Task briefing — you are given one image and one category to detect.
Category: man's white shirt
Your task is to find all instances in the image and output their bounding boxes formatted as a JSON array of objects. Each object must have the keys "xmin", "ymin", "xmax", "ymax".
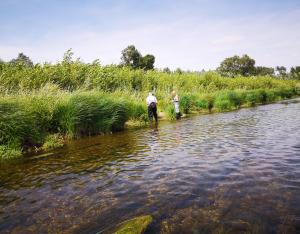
[{"xmin": 146, "ymin": 95, "xmax": 157, "ymax": 106}]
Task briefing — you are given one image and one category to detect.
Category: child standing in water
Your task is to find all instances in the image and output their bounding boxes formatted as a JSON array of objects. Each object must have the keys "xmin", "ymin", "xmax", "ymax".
[{"xmin": 172, "ymin": 91, "xmax": 181, "ymax": 119}]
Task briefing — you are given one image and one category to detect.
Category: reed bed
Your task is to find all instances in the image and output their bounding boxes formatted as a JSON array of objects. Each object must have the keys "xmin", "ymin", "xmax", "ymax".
[{"xmin": 0, "ymin": 62, "xmax": 299, "ymax": 159}]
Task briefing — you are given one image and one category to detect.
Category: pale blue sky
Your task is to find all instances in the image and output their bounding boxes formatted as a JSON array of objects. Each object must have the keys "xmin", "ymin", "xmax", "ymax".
[{"xmin": 1, "ymin": 0, "xmax": 300, "ymax": 70}]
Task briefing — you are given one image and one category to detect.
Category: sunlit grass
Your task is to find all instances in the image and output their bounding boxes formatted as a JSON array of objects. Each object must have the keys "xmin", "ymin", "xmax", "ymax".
[{"xmin": 0, "ymin": 63, "xmax": 299, "ymax": 159}]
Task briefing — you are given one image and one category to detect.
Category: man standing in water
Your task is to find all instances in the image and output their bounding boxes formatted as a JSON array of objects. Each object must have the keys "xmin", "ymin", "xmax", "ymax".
[
  {"xmin": 172, "ymin": 91, "xmax": 181, "ymax": 119},
  {"xmin": 146, "ymin": 92, "xmax": 158, "ymax": 122}
]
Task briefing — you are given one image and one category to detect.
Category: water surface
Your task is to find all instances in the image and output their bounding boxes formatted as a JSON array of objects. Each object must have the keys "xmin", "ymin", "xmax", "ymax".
[{"xmin": 1, "ymin": 99, "xmax": 300, "ymax": 233}]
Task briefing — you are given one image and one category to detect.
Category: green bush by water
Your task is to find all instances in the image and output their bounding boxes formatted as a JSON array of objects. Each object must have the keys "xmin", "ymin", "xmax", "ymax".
[
  {"xmin": 0, "ymin": 92, "xmax": 133, "ymax": 159},
  {"xmin": 52, "ymin": 92, "xmax": 129, "ymax": 137},
  {"xmin": 180, "ymin": 95, "xmax": 192, "ymax": 114},
  {"xmin": 41, "ymin": 134, "xmax": 64, "ymax": 151},
  {"xmin": 166, "ymin": 105, "xmax": 176, "ymax": 120}
]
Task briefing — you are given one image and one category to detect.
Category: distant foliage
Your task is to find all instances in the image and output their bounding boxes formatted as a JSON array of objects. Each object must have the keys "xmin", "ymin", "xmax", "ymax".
[
  {"xmin": 276, "ymin": 66, "xmax": 287, "ymax": 79},
  {"xmin": 217, "ymin": 55, "xmax": 300, "ymax": 79},
  {"xmin": 163, "ymin": 67, "xmax": 171, "ymax": 73},
  {"xmin": 121, "ymin": 45, "xmax": 142, "ymax": 69},
  {"xmin": 255, "ymin": 66, "xmax": 275, "ymax": 76},
  {"xmin": 121, "ymin": 45, "xmax": 155, "ymax": 70},
  {"xmin": 217, "ymin": 54, "xmax": 256, "ymax": 77},
  {"xmin": 290, "ymin": 66, "xmax": 300, "ymax": 80},
  {"xmin": 10, "ymin": 53, "xmax": 34, "ymax": 67},
  {"xmin": 140, "ymin": 54, "xmax": 155, "ymax": 70}
]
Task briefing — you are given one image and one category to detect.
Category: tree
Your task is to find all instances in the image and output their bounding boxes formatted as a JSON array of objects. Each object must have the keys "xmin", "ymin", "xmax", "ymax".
[
  {"xmin": 217, "ymin": 54, "xmax": 256, "ymax": 77},
  {"xmin": 121, "ymin": 45, "xmax": 142, "ymax": 69},
  {"xmin": 175, "ymin": 68, "xmax": 183, "ymax": 74},
  {"xmin": 140, "ymin": 54, "xmax": 155, "ymax": 70},
  {"xmin": 255, "ymin": 66, "xmax": 274, "ymax": 76},
  {"xmin": 63, "ymin": 48, "xmax": 74, "ymax": 64},
  {"xmin": 290, "ymin": 66, "xmax": 300, "ymax": 80},
  {"xmin": 10, "ymin": 53, "xmax": 33, "ymax": 67},
  {"xmin": 120, "ymin": 45, "xmax": 155, "ymax": 70},
  {"xmin": 163, "ymin": 67, "xmax": 171, "ymax": 73},
  {"xmin": 275, "ymin": 66, "xmax": 287, "ymax": 79}
]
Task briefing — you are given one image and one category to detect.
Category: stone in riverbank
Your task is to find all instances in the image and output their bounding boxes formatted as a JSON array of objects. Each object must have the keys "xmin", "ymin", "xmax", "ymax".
[{"xmin": 114, "ymin": 215, "xmax": 153, "ymax": 234}]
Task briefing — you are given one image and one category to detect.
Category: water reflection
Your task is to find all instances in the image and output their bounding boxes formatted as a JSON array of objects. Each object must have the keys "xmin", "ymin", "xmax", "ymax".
[{"xmin": 1, "ymin": 99, "xmax": 300, "ymax": 233}]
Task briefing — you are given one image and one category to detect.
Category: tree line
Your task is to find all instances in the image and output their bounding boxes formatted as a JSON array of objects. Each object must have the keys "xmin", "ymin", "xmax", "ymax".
[
  {"xmin": 217, "ymin": 54, "xmax": 300, "ymax": 80},
  {"xmin": 1, "ymin": 46, "xmax": 299, "ymax": 80}
]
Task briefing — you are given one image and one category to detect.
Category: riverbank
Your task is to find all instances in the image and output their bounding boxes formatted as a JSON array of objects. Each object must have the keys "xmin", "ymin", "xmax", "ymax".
[
  {"xmin": 1, "ymin": 87, "xmax": 299, "ymax": 160},
  {"xmin": 1, "ymin": 62, "xmax": 300, "ymax": 160}
]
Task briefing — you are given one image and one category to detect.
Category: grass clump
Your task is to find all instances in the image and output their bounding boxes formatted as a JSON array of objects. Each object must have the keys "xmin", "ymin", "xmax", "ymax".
[
  {"xmin": 0, "ymin": 98, "xmax": 40, "ymax": 156},
  {"xmin": 0, "ymin": 145, "xmax": 22, "ymax": 160},
  {"xmin": 0, "ymin": 91, "xmax": 132, "ymax": 159},
  {"xmin": 41, "ymin": 134, "xmax": 64, "ymax": 151},
  {"xmin": 245, "ymin": 90, "xmax": 260, "ymax": 106},
  {"xmin": 52, "ymin": 92, "xmax": 129, "ymax": 138},
  {"xmin": 195, "ymin": 94, "xmax": 215, "ymax": 112},
  {"xmin": 214, "ymin": 97, "xmax": 232, "ymax": 111},
  {"xmin": 127, "ymin": 101, "xmax": 148, "ymax": 123},
  {"xmin": 180, "ymin": 94, "xmax": 192, "ymax": 114},
  {"xmin": 166, "ymin": 105, "xmax": 176, "ymax": 120}
]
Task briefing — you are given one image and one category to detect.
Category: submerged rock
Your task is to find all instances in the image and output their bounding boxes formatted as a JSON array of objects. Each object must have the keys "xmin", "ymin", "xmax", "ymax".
[{"xmin": 114, "ymin": 215, "xmax": 153, "ymax": 234}]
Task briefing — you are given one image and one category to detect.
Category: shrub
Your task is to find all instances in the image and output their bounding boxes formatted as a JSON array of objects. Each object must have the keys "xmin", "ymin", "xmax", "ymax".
[
  {"xmin": 196, "ymin": 99, "xmax": 209, "ymax": 110},
  {"xmin": 0, "ymin": 99, "xmax": 41, "ymax": 149},
  {"xmin": 257, "ymin": 89, "xmax": 268, "ymax": 104},
  {"xmin": 214, "ymin": 97, "xmax": 232, "ymax": 111},
  {"xmin": 180, "ymin": 95, "xmax": 192, "ymax": 114},
  {"xmin": 245, "ymin": 90, "xmax": 259, "ymax": 106},
  {"xmin": 226, "ymin": 90, "xmax": 242, "ymax": 108},
  {"xmin": 41, "ymin": 134, "xmax": 64, "ymax": 151},
  {"xmin": 0, "ymin": 145, "xmax": 22, "ymax": 160},
  {"xmin": 127, "ymin": 102, "xmax": 148, "ymax": 123},
  {"xmin": 166, "ymin": 105, "xmax": 176, "ymax": 120},
  {"xmin": 52, "ymin": 92, "xmax": 129, "ymax": 138},
  {"xmin": 266, "ymin": 90, "xmax": 277, "ymax": 103},
  {"xmin": 278, "ymin": 88, "xmax": 295, "ymax": 99}
]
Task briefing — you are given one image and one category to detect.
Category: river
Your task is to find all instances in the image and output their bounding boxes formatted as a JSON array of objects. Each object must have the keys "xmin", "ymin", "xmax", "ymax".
[{"xmin": 0, "ymin": 99, "xmax": 300, "ymax": 233}]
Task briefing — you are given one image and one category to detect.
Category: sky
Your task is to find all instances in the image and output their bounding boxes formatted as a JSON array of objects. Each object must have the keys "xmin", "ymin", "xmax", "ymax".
[{"xmin": 0, "ymin": 0, "xmax": 300, "ymax": 70}]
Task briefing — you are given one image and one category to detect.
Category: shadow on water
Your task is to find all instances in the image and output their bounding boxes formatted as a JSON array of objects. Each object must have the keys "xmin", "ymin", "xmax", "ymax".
[{"xmin": 1, "ymin": 98, "xmax": 300, "ymax": 233}]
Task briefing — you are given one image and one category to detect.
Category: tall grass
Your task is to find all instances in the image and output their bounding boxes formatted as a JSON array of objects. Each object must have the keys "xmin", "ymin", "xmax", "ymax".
[
  {"xmin": 1, "ymin": 61, "xmax": 298, "ymax": 94},
  {"xmin": 52, "ymin": 92, "xmax": 129, "ymax": 137},
  {"xmin": 0, "ymin": 90, "xmax": 135, "ymax": 160},
  {"xmin": 0, "ymin": 60, "xmax": 300, "ymax": 160}
]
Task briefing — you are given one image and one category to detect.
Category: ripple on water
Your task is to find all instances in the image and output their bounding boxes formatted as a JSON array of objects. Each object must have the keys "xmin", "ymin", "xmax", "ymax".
[{"xmin": 1, "ymin": 99, "xmax": 300, "ymax": 233}]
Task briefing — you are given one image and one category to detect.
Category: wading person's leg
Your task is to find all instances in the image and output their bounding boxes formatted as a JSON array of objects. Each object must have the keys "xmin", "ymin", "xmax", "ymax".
[
  {"xmin": 148, "ymin": 105, "xmax": 153, "ymax": 121},
  {"xmin": 153, "ymin": 106, "xmax": 158, "ymax": 122}
]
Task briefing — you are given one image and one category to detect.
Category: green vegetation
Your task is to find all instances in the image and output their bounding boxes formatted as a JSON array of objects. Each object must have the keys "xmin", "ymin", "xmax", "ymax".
[
  {"xmin": 41, "ymin": 134, "xmax": 64, "ymax": 151},
  {"xmin": 121, "ymin": 45, "xmax": 155, "ymax": 70},
  {"xmin": 113, "ymin": 215, "xmax": 153, "ymax": 234},
  {"xmin": 217, "ymin": 54, "xmax": 300, "ymax": 79},
  {"xmin": 0, "ymin": 49, "xmax": 299, "ymax": 160}
]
